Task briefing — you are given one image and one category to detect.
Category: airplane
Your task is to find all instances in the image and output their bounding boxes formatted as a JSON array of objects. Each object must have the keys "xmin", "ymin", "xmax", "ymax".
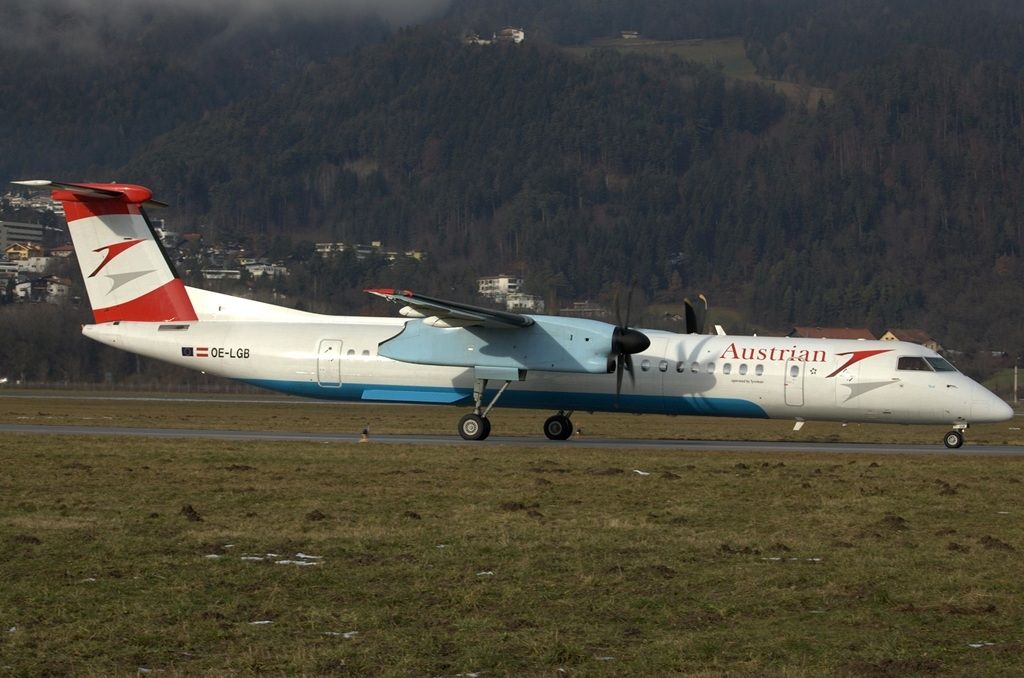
[{"xmin": 13, "ymin": 179, "xmax": 1014, "ymax": 448}]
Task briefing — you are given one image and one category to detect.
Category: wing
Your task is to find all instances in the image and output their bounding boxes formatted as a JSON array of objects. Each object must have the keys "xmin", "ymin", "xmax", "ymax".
[{"xmin": 365, "ymin": 288, "xmax": 534, "ymax": 328}]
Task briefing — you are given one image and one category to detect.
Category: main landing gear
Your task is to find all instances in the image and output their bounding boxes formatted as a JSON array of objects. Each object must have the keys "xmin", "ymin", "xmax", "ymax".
[
  {"xmin": 543, "ymin": 412, "xmax": 574, "ymax": 440},
  {"xmin": 943, "ymin": 424, "xmax": 967, "ymax": 449},
  {"xmin": 458, "ymin": 377, "xmax": 512, "ymax": 441},
  {"xmin": 455, "ymin": 377, "xmax": 576, "ymax": 442}
]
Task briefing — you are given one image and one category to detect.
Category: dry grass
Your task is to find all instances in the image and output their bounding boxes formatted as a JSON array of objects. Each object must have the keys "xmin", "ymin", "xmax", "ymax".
[{"xmin": 2, "ymin": 419, "xmax": 1024, "ymax": 674}]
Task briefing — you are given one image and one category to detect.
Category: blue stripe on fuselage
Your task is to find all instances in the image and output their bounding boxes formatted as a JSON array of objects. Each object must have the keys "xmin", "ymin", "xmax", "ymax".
[{"xmin": 242, "ymin": 379, "xmax": 769, "ymax": 418}]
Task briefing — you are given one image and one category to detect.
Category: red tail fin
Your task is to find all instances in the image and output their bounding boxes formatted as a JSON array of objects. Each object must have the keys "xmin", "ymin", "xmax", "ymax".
[{"xmin": 14, "ymin": 180, "xmax": 197, "ymax": 323}]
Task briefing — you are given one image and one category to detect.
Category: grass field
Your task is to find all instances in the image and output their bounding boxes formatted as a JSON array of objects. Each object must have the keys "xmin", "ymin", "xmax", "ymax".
[
  {"xmin": 2, "ymin": 394, "xmax": 1024, "ymax": 674},
  {"xmin": 563, "ymin": 36, "xmax": 833, "ymax": 110}
]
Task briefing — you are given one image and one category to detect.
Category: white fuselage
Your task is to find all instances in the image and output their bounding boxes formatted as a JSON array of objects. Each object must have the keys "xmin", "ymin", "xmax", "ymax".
[{"xmin": 83, "ymin": 314, "xmax": 1011, "ymax": 426}]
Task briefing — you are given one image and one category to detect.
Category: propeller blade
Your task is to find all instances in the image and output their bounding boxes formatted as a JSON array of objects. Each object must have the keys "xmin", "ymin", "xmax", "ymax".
[
  {"xmin": 623, "ymin": 353, "xmax": 636, "ymax": 386},
  {"xmin": 610, "ymin": 282, "xmax": 649, "ymax": 404},
  {"xmin": 683, "ymin": 294, "xmax": 709, "ymax": 334},
  {"xmin": 615, "ymin": 356, "xmax": 624, "ymax": 399},
  {"xmin": 695, "ymin": 293, "xmax": 708, "ymax": 334}
]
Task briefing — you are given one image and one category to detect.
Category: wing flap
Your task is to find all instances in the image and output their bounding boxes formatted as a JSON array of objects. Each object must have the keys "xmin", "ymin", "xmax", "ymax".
[{"xmin": 366, "ymin": 288, "xmax": 534, "ymax": 328}]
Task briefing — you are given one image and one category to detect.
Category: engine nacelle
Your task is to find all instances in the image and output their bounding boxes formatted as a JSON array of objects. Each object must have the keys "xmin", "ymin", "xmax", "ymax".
[{"xmin": 378, "ymin": 315, "xmax": 623, "ymax": 374}]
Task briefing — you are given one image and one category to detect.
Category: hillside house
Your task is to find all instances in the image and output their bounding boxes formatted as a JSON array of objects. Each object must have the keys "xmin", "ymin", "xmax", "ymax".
[
  {"xmin": 316, "ymin": 242, "xmax": 348, "ymax": 257},
  {"xmin": 788, "ymin": 326, "xmax": 876, "ymax": 340},
  {"xmin": 3, "ymin": 242, "xmax": 44, "ymax": 261},
  {"xmin": 559, "ymin": 300, "xmax": 610, "ymax": 320},
  {"xmin": 245, "ymin": 263, "xmax": 290, "ymax": 278},
  {"xmin": 478, "ymin": 274, "xmax": 522, "ymax": 303},
  {"xmin": 880, "ymin": 329, "xmax": 943, "ymax": 353},
  {"xmin": 14, "ymin": 276, "xmax": 70, "ymax": 303},
  {"xmin": 201, "ymin": 269, "xmax": 241, "ymax": 281},
  {"xmin": 18, "ymin": 255, "xmax": 53, "ymax": 273},
  {"xmin": 495, "ymin": 27, "xmax": 525, "ymax": 44},
  {"xmin": 506, "ymin": 292, "xmax": 545, "ymax": 313},
  {"xmin": 0, "ymin": 257, "xmax": 18, "ymax": 278}
]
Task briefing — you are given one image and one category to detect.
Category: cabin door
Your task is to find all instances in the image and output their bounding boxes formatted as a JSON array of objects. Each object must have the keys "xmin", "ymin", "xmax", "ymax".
[
  {"xmin": 317, "ymin": 339, "xmax": 343, "ymax": 387},
  {"xmin": 784, "ymin": 360, "xmax": 805, "ymax": 406}
]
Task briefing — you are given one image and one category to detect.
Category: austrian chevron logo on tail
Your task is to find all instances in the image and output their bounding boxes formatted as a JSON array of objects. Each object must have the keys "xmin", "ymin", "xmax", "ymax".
[{"xmin": 89, "ymin": 239, "xmax": 145, "ymax": 277}]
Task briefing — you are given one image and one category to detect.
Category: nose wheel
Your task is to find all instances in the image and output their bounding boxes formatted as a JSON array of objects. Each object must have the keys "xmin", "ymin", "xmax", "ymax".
[
  {"xmin": 543, "ymin": 412, "xmax": 574, "ymax": 440},
  {"xmin": 943, "ymin": 429, "xmax": 964, "ymax": 449}
]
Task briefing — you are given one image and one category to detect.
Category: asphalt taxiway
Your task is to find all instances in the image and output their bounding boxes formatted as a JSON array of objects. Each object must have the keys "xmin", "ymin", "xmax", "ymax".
[{"xmin": 3, "ymin": 422, "xmax": 1024, "ymax": 455}]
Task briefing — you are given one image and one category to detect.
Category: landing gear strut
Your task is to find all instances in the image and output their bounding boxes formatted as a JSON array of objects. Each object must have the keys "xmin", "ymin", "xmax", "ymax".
[
  {"xmin": 543, "ymin": 412, "xmax": 574, "ymax": 440},
  {"xmin": 457, "ymin": 377, "xmax": 512, "ymax": 441}
]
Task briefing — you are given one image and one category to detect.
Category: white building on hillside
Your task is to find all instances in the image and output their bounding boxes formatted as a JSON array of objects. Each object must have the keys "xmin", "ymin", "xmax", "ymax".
[
  {"xmin": 478, "ymin": 274, "xmax": 522, "ymax": 303},
  {"xmin": 506, "ymin": 292, "xmax": 544, "ymax": 313}
]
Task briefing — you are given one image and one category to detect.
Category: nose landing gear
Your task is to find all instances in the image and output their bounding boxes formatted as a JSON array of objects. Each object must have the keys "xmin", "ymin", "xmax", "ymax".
[{"xmin": 943, "ymin": 424, "xmax": 967, "ymax": 449}]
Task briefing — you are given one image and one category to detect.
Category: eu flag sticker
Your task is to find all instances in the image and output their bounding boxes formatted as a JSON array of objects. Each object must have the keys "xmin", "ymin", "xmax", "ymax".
[{"xmin": 181, "ymin": 347, "xmax": 194, "ymax": 357}]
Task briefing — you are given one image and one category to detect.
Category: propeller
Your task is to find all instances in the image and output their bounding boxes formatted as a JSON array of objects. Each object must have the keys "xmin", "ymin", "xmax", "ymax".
[
  {"xmin": 611, "ymin": 286, "xmax": 651, "ymax": 400},
  {"xmin": 683, "ymin": 293, "xmax": 708, "ymax": 334}
]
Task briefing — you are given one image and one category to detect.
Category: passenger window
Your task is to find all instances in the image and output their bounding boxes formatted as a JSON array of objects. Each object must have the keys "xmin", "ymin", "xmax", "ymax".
[
  {"xmin": 659, "ymin": 360, "xmax": 668, "ymax": 372},
  {"xmin": 361, "ymin": 350, "xmax": 370, "ymax": 357},
  {"xmin": 641, "ymin": 359, "xmax": 651, "ymax": 371},
  {"xmin": 739, "ymin": 364, "xmax": 748, "ymax": 375},
  {"xmin": 676, "ymin": 361, "xmax": 685, "ymax": 373},
  {"xmin": 346, "ymin": 349, "xmax": 355, "ymax": 356},
  {"xmin": 723, "ymin": 363, "xmax": 732, "ymax": 375},
  {"xmin": 790, "ymin": 365, "xmax": 799, "ymax": 378},
  {"xmin": 707, "ymin": 363, "xmax": 715, "ymax": 373},
  {"xmin": 691, "ymin": 362, "xmax": 700, "ymax": 373},
  {"xmin": 898, "ymin": 356, "xmax": 932, "ymax": 371},
  {"xmin": 755, "ymin": 364, "xmax": 764, "ymax": 376}
]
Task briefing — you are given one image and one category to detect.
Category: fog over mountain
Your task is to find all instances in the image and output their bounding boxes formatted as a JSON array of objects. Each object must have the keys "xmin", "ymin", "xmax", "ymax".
[{"xmin": 1, "ymin": 0, "xmax": 452, "ymax": 49}]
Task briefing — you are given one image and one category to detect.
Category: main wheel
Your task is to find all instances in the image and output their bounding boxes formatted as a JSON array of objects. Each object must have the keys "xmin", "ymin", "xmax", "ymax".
[
  {"xmin": 458, "ymin": 413, "xmax": 491, "ymax": 441},
  {"xmin": 543, "ymin": 414, "xmax": 574, "ymax": 440},
  {"xmin": 943, "ymin": 430, "xmax": 964, "ymax": 449}
]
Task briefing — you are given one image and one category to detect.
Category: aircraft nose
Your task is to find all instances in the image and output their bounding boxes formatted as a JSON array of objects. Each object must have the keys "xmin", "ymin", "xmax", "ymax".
[{"xmin": 972, "ymin": 391, "xmax": 1015, "ymax": 423}]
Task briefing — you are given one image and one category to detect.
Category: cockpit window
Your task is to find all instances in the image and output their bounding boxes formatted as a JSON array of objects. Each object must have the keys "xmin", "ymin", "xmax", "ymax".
[
  {"xmin": 925, "ymin": 357, "xmax": 957, "ymax": 372},
  {"xmin": 897, "ymin": 356, "xmax": 932, "ymax": 371}
]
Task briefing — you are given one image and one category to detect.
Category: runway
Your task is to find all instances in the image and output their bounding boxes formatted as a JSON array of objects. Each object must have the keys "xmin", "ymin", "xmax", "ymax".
[{"xmin": 3, "ymin": 422, "xmax": 1024, "ymax": 455}]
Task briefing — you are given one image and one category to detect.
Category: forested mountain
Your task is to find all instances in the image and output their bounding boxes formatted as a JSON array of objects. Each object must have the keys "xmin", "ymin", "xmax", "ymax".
[
  {"xmin": 126, "ymin": 25, "xmax": 1024, "ymax": 351},
  {"xmin": 0, "ymin": 0, "xmax": 401, "ymax": 180},
  {"xmin": 3, "ymin": 0, "xmax": 1024, "ymax": 385}
]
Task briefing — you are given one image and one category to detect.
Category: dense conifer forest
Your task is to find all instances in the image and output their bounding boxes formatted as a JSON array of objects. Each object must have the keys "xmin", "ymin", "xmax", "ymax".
[{"xmin": 2, "ymin": 0, "xmax": 1023, "ymax": 383}]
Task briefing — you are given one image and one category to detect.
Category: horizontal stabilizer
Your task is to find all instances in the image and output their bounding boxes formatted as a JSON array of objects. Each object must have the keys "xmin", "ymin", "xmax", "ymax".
[{"xmin": 11, "ymin": 180, "xmax": 168, "ymax": 209}]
